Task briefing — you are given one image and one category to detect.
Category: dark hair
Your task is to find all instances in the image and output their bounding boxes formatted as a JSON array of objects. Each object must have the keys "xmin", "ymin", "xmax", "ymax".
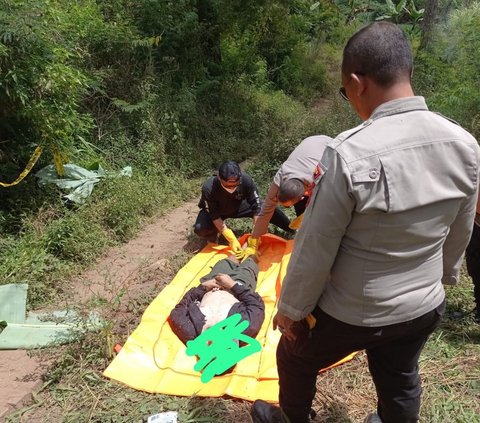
[
  {"xmin": 342, "ymin": 22, "xmax": 413, "ymax": 87},
  {"xmin": 218, "ymin": 161, "xmax": 241, "ymax": 180},
  {"xmin": 278, "ymin": 179, "xmax": 304, "ymax": 203}
]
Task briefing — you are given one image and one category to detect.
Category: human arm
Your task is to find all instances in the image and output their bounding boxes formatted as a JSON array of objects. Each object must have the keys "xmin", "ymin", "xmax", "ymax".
[
  {"xmin": 243, "ymin": 175, "xmax": 262, "ymax": 216},
  {"xmin": 212, "ymin": 217, "xmax": 226, "ymax": 234},
  {"xmin": 475, "ymin": 191, "xmax": 480, "ymax": 226},
  {"xmin": 442, "ymin": 190, "xmax": 478, "ymax": 285},
  {"xmin": 251, "ymin": 182, "xmax": 280, "ymax": 238},
  {"xmin": 169, "ymin": 286, "xmax": 207, "ymax": 344},
  {"xmin": 278, "ymin": 147, "xmax": 355, "ymax": 321},
  {"xmin": 229, "ymin": 283, "xmax": 265, "ymax": 338},
  {"xmin": 203, "ymin": 182, "xmax": 241, "ymax": 253},
  {"xmin": 202, "ymin": 179, "xmax": 223, "ymax": 225},
  {"xmin": 215, "ymin": 273, "xmax": 265, "ymax": 338}
]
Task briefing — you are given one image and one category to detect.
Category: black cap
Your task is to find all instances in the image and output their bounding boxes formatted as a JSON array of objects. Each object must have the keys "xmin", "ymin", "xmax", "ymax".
[{"xmin": 218, "ymin": 161, "xmax": 241, "ymax": 180}]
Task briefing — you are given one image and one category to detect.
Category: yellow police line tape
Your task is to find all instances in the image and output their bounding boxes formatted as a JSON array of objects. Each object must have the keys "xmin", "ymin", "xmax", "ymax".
[{"xmin": 0, "ymin": 145, "xmax": 44, "ymax": 188}]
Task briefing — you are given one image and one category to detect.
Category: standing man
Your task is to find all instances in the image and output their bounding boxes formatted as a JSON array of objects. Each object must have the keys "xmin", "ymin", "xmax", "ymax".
[
  {"xmin": 242, "ymin": 136, "xmax": 331, "ymax": 261},
  {"xmin": 194, "ymin": 161, "xmax": 292, "ymax": 255},
  {"xmin": 252, "ymin": 22, "xmax": 479, "ymax": 423}
]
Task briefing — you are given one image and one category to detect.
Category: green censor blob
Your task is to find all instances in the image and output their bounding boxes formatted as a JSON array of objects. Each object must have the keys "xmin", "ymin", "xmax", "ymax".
[{"xmin": 185, "ymin": 313, "xmax": 262, "ymax": 383}]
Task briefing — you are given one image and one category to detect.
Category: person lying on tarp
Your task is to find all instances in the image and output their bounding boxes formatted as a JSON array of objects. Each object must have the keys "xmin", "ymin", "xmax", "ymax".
[{"xmin": 168, "ymin": 256, "xmax": 265, "ymax": 345}]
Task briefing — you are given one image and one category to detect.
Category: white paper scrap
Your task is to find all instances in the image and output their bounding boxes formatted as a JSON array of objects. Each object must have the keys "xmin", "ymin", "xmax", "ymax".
[{"xmin": 147, "ymin": 411, "xmax": 178, "ymax": 423}]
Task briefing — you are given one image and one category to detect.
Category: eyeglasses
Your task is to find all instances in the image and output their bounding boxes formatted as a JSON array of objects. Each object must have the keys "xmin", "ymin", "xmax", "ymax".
[
  {"xmin": 339, "ymin": 72, "xmax": 365, "ymax": 102},
  {"xmin": 339, "ymin": 87, "xmax": 349, "ymax": 101}
]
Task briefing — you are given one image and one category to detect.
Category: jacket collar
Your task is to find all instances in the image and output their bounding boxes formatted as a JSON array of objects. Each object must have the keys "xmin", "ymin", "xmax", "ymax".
[{"xmin": 370, "ymin": 96, "xmax": 428, "ymax": 121}]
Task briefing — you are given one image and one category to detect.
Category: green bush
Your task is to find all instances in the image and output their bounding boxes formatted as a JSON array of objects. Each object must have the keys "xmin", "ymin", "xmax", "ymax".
[
  {"xmin": 43, "ymin": 214, "xmax": 110, "ymax": 263},
  {"xmin": 0, "ymin": 235, "xmax": 66, "ymax": 307},
  {"xmin": 414, "ymin": 2, "xmax": 480, "ymax": 138}
]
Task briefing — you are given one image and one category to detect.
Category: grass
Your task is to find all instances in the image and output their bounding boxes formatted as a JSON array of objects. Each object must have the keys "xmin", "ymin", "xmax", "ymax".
[
  {"xmin": 7, "ymin": 259, "xmax": 479, "ymax": 423},
  {"xmin": 3, "ymin": 93, "xmax": 479, "ymax": 423},
  {"xmin": 0, "ymin": 171, "xmax": 199, "ymax": 308}
]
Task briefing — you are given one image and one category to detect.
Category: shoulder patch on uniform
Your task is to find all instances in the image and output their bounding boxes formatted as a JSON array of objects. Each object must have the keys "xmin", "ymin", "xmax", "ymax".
[{"xmin": 313, "ymin": 163, "xmax": 322, "ymax": 181}]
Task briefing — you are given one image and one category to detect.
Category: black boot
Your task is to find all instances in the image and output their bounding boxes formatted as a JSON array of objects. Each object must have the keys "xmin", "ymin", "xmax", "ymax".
[{"xmin": 251, "ymin": 400, "xmax": 289, "ymax": 423}]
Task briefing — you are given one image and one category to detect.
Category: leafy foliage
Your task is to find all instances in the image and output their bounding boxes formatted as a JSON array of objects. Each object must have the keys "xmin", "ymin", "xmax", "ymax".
[{"xmin": 415, "ymin": 2, "xmax": 480, "ymax": 138}]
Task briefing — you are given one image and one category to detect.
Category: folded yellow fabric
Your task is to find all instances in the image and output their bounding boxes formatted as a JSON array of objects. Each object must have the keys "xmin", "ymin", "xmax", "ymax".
[{"xmin": 103, "ymin": 234, "xmax": 356, "ymax": 402}]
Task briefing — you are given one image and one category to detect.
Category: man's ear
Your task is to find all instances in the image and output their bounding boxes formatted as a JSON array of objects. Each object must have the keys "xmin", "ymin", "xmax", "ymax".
[{"xmin": 351, "ymin": 73, "xmax": 367, "ymax": 97}]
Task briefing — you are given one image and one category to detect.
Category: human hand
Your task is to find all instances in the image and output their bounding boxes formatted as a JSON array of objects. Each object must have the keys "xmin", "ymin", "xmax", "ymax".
[
  {"xmin": 241, "ymin": 236, "xmax": 260, "ymax": 262},
  {"xmin": 214, "ymin": 273, "xmax": 236, "ymax": 290},
  {"xmin": 273, "ymin": 312, "xmax": 297, "ymax": 341},
  {"xmin": 202, "ymin": 279, "xmax": 220, "ymax": 291},
  {"xmin": 222, "ymin": 228, "xmax": 243, "ymax": 257},
  {"xmin": 233, "ymin": 246, "xmax": 245, "ymax": 260}
]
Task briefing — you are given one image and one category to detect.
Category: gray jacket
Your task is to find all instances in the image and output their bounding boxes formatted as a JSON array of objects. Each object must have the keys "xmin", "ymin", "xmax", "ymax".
[{"xmin": 279, "ymin": 96, "xmax": 480, "ymax": 326}]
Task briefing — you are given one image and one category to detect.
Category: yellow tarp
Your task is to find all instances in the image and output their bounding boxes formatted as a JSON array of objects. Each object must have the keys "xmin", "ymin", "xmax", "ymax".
[{"xmin": 103, "ymin": 234, "xmax": 356, "ymax": 402}]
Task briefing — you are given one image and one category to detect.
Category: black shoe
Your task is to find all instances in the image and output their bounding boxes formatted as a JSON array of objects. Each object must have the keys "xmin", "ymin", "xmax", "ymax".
[
  {"xmin": 251, "ymin": 400, "xmax": 288, "ymax": 423},
  {"xmin": 251, "ymin": 400, "xmax": 316, "ymax": 423}
]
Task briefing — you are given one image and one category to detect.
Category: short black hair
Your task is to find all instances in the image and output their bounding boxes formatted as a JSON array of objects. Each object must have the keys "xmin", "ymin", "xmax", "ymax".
[
  {"xmin": 278, "ymin": 179, "xmax": 304, "ymax": 203},
  {"xmin": 218, "ymin": 161, "xmax": 241, "ymax": 180},
  {"xmin": 342, "ymin": 22, "xmax": 413, "ymax": 87}
]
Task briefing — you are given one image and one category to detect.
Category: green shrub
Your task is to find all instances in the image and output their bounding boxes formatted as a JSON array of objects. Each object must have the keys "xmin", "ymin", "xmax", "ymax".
[
  {"xmin": 42, "ymin": 214, "xmax": 110, "ymax": 263},
  {"xmin": 0, "ymin": 235, "xmax": 66, "ymax": 307},
  {"xmin": 414, "ymin": 2, "xmax": 480, "ymax": 138}
]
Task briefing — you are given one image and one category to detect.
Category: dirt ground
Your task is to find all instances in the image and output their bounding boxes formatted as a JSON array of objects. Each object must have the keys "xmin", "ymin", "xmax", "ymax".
[{"xmin": 0, "ymin": 199, "xmax": 202, "ymax": 423}]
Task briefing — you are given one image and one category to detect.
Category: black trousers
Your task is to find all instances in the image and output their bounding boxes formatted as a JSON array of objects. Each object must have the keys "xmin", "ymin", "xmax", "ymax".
[
  {"xmin": 293, "ymin": 196, "xmax": 308, "ymax": 217},
  {"xmin": 277, "ymin": 302, "xmax": 445, "ymax": 423},
  {"xmin": 465, "ymin": 223, "xmax": 480, "ymax": 308},
  {"xmin": 194, "ymin": 201, "xmax": 292, "ymax": 239}
]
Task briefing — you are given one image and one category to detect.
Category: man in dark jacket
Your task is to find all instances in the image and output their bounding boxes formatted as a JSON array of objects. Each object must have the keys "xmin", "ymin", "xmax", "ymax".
[
  {"xmin": 194, "ymin": 161, "xmax": 293, "ymax": 253},
  {"xmin": 169, "ymin": 256, "xmax": 265, "ymax": 345}
]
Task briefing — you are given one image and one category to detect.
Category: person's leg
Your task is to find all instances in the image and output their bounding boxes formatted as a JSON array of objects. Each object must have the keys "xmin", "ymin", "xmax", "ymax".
[
  {"xmin": 293, "ymin": 196, "xmax": 308, "ymax": 217},
  {"xmin": 199, "ymin": 257, "xmax": 237, "ymax": 283},
  {"xmin": 269, "ymin": 207, "xmax": 294, "ymax": 233},
  {"xmin": 193, "ymin": 209, "xmax": 218, "ymax": 241},
  {"xmin": 276, "ymin": 335, "xmax": 322, "ymax": 423},
  {"xmin": 227, "ymin": 257, "xmax": 259, "ymax": 290},
  {"xmin": 229, "ymin": 201, "xmax": 293, "ymax": 234},
  {"xmin": 466, "ymin": 223, "xmax": 480, "ymax": 317},
  {"xmin": 366, "ymin": 302, "xmax": 444, "ymax": 423},
  {"xmin": 276, "ymin": 309, "xmax": 372, "ymax": 423},
  {"xmin": 231, "ymin": 200, "xmax": 256, "ymax": 218}
]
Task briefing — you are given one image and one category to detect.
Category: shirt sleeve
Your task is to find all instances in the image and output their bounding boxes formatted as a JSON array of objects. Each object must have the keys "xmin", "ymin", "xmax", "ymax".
[
  {"xmin": 202, "ymin": 181, "xmax": 221, "ymax": 220},
  {"xmin": 230, "ymin": 283, "xmax": 265, "ymax": 338},
  {"xmin": 169, "ymin": 286, "xmax": 206, "ymax": 344},
  {"xmin": 244, "ymin": 175, "xmax": 262, "ymax": 215},
  {"xmin": 442, "ymin": 190, "xmax": 478, "ymax": 285},
  {"xmin": 252, "ymin": 183, "xmax": 280, "ymax": 238},
  {"xmin": 278, "ymin": 147, "xmax": 355, "ymax": 320}
]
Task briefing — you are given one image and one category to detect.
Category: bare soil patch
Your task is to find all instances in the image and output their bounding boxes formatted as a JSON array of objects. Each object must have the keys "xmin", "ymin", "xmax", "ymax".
[{"xmin": 1, "ymin": 199, "xmax": 202, "ymax": 422}]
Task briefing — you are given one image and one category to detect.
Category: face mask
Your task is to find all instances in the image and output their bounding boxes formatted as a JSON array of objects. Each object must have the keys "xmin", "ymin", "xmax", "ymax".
[{"xmin": 221, "ymin": 185, "xmax": 237, "ymax": 194}]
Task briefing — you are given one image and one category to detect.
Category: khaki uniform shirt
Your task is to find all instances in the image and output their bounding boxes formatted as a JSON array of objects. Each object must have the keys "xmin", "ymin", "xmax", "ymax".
[
  {"xmin": 252, "ymin": 135, "xmax": 331, "ymax": 238},
  {"xmin": 279, "ymin": 97, "xmax": 480, "ymax": 326}
]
